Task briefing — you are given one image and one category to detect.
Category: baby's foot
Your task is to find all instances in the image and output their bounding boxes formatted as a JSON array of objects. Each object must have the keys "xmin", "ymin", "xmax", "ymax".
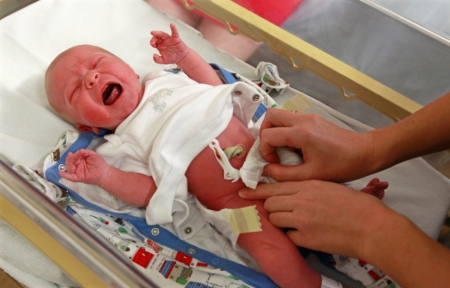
[{"xmin": 360, "ymin": 178, "xmax": 388, "ymax": 200}]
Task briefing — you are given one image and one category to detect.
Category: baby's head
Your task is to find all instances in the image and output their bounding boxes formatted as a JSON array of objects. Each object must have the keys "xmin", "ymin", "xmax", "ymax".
[{"xmin": 45, "ymin": 45, "xmax": 144, "ymax": 134}]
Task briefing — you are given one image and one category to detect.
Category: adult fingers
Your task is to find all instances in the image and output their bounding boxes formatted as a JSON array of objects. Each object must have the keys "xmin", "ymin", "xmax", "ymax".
[
  {"xmin": 285, "ymin": 230, "xmax": 317, "ymax": 250},
  {"xmin": 259, "ymin": 108, "xmax": 299, "ymax": 132},
  {"xmin": 264, "ymin": 195, "xmax": 297, "ymax": 212},
  {"xmin": 239, "ymin": 181, "xmax": 301, "ymax": 200},
  {"xmin": 259, "ymin": 127, "xmax": 295, "ymax": 163},
  {"xmin": 266, "ymin": 211, "xmax": 299, "ymax": 228},
  {"xmin": 263, "ymin": 162, "xmax": 313, "ymax": 182}
]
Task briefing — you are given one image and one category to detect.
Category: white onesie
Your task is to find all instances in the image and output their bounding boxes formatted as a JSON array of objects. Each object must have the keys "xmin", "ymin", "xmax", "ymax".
[{"xmin": 97, "ymin": 71, "xmax": 264, "ymax": 239}]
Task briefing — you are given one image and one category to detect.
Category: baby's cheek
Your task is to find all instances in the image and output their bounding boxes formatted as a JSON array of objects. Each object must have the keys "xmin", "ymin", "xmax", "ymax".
[{"xmin": 80, "ymin": 109, "xmax": 103, "ymax": 123}]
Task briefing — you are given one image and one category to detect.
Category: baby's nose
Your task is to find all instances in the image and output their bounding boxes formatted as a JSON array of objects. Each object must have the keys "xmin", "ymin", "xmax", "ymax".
[{"xmin": 84, "ymin": 71, "xmax": 99, "ymax": 89}]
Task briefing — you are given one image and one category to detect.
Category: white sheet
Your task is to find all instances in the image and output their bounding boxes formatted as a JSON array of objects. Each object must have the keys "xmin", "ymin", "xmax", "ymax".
[{"xmin": 1, "ymin": 0, "xmax": 449, "ymax": 287}]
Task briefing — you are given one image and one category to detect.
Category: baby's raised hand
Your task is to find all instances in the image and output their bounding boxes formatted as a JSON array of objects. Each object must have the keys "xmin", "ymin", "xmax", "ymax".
[
  {"xmin": 60, "ymin": 149, "xmax": 109, "ymax": 185},
  {"xmin": 150, "ymin": 23, "xmax": 190, "ymax": 65}
]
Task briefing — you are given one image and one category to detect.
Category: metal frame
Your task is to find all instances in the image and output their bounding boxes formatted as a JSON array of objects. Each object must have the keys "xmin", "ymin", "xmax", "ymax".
[{"xmin": 183, "ymin": 0, "xmax": 424, "ymax": 121}]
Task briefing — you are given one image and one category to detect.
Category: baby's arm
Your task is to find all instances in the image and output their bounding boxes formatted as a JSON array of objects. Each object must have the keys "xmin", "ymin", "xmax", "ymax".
[
  {"xmin": 150, "ymin": 23, "xmax": 222, "ymax": 86},
  {"xmin": 60, "ymin": 149, "xmax": 156, "ymax": 207}
]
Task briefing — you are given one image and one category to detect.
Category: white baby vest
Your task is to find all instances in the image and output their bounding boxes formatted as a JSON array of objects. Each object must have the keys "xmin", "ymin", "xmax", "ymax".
[{"xmin": 97, "ymin": 71, "xmax": 263, "ymax": 230}]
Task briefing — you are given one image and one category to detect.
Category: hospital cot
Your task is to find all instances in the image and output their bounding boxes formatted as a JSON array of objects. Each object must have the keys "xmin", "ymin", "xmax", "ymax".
[{"xmin": 0, "ymin": 0, "xmax": 449, "ymax": 287}]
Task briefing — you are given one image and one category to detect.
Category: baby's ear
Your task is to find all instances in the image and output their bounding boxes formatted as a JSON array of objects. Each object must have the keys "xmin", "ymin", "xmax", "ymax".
[{"xmin": 75, "ymin": 123, "xmax": 101, "ymax": 135}]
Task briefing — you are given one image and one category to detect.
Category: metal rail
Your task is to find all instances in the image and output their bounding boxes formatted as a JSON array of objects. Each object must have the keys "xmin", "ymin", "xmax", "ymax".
[{"xmin": 185, "ymin": 0, "xmax": 423, "ymax": 121}]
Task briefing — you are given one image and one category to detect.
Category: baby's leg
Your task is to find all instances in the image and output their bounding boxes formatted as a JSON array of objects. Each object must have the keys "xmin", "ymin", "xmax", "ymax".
[
  {"xmin": 230, "ymin": 198, "xmax": 322, "ymax": 288},
  {"xmin": 360, "ymin": 178, "xmax": 388, "ymax": 200}
]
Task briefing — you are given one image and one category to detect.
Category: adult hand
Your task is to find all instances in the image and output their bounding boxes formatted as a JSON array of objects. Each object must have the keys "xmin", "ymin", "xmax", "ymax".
[
  {"xmin": 239, "ymin": 180, "xmax": 390, "ymax": 259},
  {"xmin": 240, "ymin": 181, "xmax": 450, "ymax": 288},
  {"xmin": 259, "ymin": 109, "xmax": 376, "ymax": 182}
]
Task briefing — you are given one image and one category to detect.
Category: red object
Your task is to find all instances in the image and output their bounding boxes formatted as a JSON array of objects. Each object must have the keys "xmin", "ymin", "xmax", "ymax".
[
  {"xmin": 196, "ymin": 262, "xmax": 208, "ymax": 267},
  {"xmin": 233, "ymin": 0, "xmax": 303, "ymax": 26},
  {"xmin": 175, "ymin": 251, "xmax": 193, "ymax": 266},
  {"xmin": 368, "ymin": 270, "xmax": 382, "ymax": 281},
  {"xmin": 132, "ymin": 247, "xmax": 154, "ymax": 268},
  {"xmin": 179, "ymin": 0, "xmax": 303, "ymax": 26},
  {"xmin": 358, "ymin": 259, "xmax": 368, "ymax": 267}
]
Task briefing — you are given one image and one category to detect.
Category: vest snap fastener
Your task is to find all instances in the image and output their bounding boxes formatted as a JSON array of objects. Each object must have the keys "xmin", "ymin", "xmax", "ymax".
[{"xmin": 151, "ymin": 228, "xmax": 159, "ymax": 236}]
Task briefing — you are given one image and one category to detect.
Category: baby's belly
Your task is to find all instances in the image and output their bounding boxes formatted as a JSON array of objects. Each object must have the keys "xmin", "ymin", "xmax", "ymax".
[{"xmin": 185, "ymin": 116, "xmax": 256, "ymax": 211}]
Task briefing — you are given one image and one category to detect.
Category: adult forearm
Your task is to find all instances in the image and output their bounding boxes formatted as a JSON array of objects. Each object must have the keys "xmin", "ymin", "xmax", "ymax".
[
  {"xmin": 371, "ymin": 91, "xmax": 450, "ymax": 171},
  {"xmin": 364, "ymin": 208, "xmax": 450, "ymax": 287}
]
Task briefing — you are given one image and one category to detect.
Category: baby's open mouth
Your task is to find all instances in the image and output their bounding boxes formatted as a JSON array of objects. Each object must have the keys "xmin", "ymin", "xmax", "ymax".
[{"xmin": 102, "ymin": 84, "xmax": 122, "ymax": 105}]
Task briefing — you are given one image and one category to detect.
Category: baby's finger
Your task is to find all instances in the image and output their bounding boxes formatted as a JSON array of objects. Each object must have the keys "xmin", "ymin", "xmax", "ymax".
[
  {"xmin": 366, "ymin": 178, "xmax": 380, "ymax": 186},
  {"xmin": 169, "ymin": 23, "xmax": 179, "ymax": 38},
  {"xmin": 59, "ymin": 170, "xmax": 79, "ymax": 182},
  {"xmin": 150, "ymin": 30, "xmax": 170, "ymax": 40},
  {"xmin": 150, "ymin": 37, "xmax": 158, "ymax": 48},
  {"xmin": 153, "ymin": 54, "xmax": 163, "ymax": 64},
  {"xmin": 64, "ymin": 152, "xmax": 76, "ymax": 169}
]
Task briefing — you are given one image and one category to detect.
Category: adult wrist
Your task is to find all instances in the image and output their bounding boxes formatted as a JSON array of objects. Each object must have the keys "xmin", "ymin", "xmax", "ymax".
[
  {"xmin": 360, "ymin": 203, "xmax": 407, "ymax": 266},
  {"xmin": 367, "ymin": 128, "xmax": 396, "ymax": 173}
]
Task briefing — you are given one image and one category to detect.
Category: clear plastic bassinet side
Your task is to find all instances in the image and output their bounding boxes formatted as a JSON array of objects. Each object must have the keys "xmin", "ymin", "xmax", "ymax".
[
  {"xmin": 0, "ymin": 156, "xmax": 158, "ymax": 288},
  {"xmin": 184, "ymin": 0, "xmax": 450, "ymax": 179},
  {"xmin": 183, "ymin": 0, "xmax": 450, "ymax": 123}
]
